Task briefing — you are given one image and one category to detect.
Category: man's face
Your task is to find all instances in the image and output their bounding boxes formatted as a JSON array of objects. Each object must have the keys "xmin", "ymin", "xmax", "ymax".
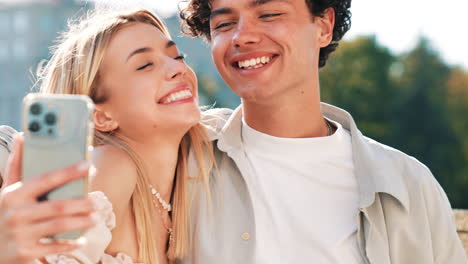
[{"xmin": 209, "ymin": 0, "xmax": 332, "ymax": 103}]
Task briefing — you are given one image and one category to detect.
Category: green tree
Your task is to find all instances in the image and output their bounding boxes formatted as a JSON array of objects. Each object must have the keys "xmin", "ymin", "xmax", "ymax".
[
  {"xmin": 447, "ymin": 67, "xmax": 468, "ymax": 156},
  {"xmin": 197, "ymin": 72, "xmax": 219, "ymax": 106},
  {"xmin": 390, "ymin": 38, "xmax": 465, "ymax": 207},
  {"xmin": 321, "ymin": 35, "xmax": 397, "ymax": 142},
  {"xmin": 446, "ymin": 67, "xmax": 468, "ymax": 204}
]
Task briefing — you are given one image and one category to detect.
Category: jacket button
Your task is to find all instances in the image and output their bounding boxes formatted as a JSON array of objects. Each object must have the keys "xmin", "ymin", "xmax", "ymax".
[{"xmin": 241, "ymin": 232, "xmax": 250, "ymax": 241}]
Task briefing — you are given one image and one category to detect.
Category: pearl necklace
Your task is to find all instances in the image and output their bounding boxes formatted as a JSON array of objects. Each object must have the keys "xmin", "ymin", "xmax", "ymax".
[
  {"xmin": 149, "ymin": 184, "xmax": 174, "ymax": 244},
  {"xmin": 149, "ymin": 184, "xmax": 172, "ymax": 212}
]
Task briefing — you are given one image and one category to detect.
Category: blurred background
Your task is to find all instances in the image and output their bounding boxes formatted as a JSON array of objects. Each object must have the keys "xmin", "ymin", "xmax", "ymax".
[{"xmin": 0, "ymin": 0, "xmax": 466, "ymax": 208}]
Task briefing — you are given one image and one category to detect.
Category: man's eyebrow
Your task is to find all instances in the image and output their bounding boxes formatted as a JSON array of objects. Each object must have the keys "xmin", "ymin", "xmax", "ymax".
[
  {"xmin": 210, "ymin": 0, "xmax": 290, "ymax": 21},
  {"xmin": 210, "ymin": 7, "xmax": 233, "ymax": 20},
  {"xmin": 126, "ymin": 47, "xmax": 152, "ymax": 62},
  {"xmin": 249, "ymin": 0, "xmax": 290, "ymax": 8}
]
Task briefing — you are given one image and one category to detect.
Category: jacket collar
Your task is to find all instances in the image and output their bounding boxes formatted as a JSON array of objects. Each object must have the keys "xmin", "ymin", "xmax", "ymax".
[{"xmin": 216, "ymin": 103, "xmax": 410, "ymax": 211}]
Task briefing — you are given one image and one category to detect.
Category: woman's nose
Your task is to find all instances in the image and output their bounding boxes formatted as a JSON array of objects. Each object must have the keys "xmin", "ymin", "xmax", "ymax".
[{"xmin": 166, "ymin": 57, "xmax": 188, "ymax": 80}]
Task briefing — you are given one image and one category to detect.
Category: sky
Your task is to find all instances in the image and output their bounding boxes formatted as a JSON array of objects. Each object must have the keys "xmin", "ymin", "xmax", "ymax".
[
  {"xmin": 349, "ymin": 0, "xmax": 468, "ymax": 70},
  {"xmin": 94, "ymin": 0, "xmax": 468, "ymax": 70}
]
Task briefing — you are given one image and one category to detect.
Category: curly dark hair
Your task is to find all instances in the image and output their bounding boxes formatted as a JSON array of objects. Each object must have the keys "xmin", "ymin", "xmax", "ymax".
[{"xmin": 180, "ymin": 0, "xmax": 352, "ymax": 68}]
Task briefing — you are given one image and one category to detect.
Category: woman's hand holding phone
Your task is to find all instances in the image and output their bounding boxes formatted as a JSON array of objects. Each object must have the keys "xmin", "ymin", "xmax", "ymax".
[{"xmin": 0, "ymin": 136, "xmax": 97, "ymax": 264}]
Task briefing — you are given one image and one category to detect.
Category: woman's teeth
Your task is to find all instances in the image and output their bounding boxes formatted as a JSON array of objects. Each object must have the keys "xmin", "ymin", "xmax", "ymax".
[
  {"xmin": 237, "ymin": 56, "xmax": 272, "ymax": 69},
  {"xmin": 162, "ymin": 89, "xmax": 193, "ymax": 104}
]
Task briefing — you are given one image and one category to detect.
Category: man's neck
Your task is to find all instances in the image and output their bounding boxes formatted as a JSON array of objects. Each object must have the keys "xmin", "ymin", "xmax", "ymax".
[{"xmin": 242, "ymin": 86, "xmax": 327, "ymax": 138}]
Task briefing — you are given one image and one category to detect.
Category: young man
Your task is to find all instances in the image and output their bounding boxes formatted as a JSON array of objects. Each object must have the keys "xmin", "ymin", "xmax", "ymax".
[{"xmin": 179, "ymin": 0, "xmax": 467, "ymax": 263}]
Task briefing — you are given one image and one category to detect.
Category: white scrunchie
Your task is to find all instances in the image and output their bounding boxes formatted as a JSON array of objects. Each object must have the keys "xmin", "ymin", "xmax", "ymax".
[{"xmin": 0, "ymin": 125, "xmax": 18, "ymax": 181}]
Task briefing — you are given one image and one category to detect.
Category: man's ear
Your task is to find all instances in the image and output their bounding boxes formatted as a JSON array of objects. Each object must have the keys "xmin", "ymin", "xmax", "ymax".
[
  {"xmin": 93, "ymin": 106, "xmax": 118, "ymax": 132},
  {"xmin": 318, "ymin": 8, "xmax": 335, "ymax": 48}
]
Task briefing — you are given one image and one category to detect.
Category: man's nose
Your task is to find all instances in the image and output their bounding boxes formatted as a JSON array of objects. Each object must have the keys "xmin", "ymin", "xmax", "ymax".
[{"xmin": 232, "ymin": 18, "xmax": 261, "ymax": 48}]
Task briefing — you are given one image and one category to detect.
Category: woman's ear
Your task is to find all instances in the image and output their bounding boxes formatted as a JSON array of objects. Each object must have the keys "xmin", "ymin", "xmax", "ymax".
[
  {"xmin": 317, "ymin": 8, "xmax": 335, "ymax": 48},
  {"xmin": 93, "ymin": 106, "xmax": 118, "ymax": 132}
]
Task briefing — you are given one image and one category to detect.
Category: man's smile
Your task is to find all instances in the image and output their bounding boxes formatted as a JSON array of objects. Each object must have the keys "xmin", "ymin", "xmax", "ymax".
[{"xmin": 229, "ymin": 52, "xmax": 280, "ymax": 75}]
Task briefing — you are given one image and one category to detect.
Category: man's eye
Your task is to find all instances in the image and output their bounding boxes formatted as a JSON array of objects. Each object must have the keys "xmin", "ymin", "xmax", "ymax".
[
  {"xmin": 137, "ymin": 63, "xmax": 153, "ymax": 71},
  {"xmin": 175, "ymin": 54, "xmax": 186, "ymax": 60},
  {"xmin": 260, "ymin": 13, "xmax": 283, "ymax": 19},
  {"xmin": 214, "ymin": 22, "xmax": 234, "ymax": 30}
]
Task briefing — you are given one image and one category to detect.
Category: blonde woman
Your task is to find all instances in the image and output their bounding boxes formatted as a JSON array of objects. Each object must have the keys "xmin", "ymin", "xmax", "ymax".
[{"xmin": 0, "ymin": 9, "xmax": 219, "ymax": 264}]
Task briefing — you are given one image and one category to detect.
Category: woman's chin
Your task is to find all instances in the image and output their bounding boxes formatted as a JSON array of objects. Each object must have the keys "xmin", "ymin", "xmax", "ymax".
[
  {"xmin": 161, "ymin": 111, "xmax": 201, "ymax": 133},
  {"xmin": 184, "ymin": 110, "xmax": 202, "ymax": 128}
]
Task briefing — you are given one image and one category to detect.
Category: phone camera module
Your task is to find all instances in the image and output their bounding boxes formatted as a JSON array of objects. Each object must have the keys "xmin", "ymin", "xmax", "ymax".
[
  {"xmin": 30, "ymin": 103, "xmax": 42, "ymax": 116},
  {"xmin": 45, "ymin": 113, "xmax": 57, "ymax": 125},
  {"xmin": 28, "ymin": 121, "xmax": 41, "ymax": 133}
]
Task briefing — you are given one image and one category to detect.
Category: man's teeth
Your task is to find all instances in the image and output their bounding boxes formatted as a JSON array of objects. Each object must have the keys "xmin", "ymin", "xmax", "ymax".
[
  {"xmin": 162, "ymin": 89, "xmax": 193, "ymax": 104},
  {"xmin": 237, "ymin": 56, "xmax": 272, "ymax": 69}
]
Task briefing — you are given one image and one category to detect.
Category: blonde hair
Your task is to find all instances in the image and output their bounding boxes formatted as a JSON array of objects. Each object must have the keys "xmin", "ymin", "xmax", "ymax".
[{"xmin": 37, "ymin": 9, "xmax": 214, "ymax": 263}]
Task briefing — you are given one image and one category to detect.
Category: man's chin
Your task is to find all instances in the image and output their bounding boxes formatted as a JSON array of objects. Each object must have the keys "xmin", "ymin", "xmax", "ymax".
[{"xmin": 234, "ymin": 87, "xmax": 278, "ymax": 104}]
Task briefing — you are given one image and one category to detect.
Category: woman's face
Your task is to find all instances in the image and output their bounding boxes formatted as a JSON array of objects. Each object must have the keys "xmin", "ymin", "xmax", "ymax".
[{"xmin": 98, "ymin": 22, "xmax": 199, "ymax": 141}]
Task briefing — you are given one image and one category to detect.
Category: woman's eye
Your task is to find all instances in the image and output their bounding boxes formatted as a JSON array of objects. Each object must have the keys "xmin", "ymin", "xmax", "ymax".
[
  {"xmin": 260, "ymin": 13, "xmax": 282, "ymax": 19},
  {"xmin": 175, "ymin": 54, "xmax": 186, "ymax": 60},
  {"xmin": 136, "ymin": 63, "xmax": 153, "ymax": 71}
]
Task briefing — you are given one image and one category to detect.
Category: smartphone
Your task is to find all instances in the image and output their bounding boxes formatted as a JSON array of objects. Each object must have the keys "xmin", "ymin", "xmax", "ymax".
[{"xmin": 21, "ymin": 93, "xmax": 94, "ymax": 240}]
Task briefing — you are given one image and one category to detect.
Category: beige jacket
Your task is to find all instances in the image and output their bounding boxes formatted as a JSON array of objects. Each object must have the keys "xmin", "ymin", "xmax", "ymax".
[{"xmin": 182, "ymin": 103, "xmax": 467, "ymax": 264}]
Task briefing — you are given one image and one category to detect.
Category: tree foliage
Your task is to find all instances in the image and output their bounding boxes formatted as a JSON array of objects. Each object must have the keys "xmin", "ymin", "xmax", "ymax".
[{"xmin": 321, "ymin": 36, "xmax": 468, "ymax": 208}]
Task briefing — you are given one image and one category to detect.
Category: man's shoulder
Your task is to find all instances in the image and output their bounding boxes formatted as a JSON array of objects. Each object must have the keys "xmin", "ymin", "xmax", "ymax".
[
  {"xmin": 360, "ymin": 136, "xmax": 465, "ymax": 263},
  {"xmin": 360, "ymin": 135, "xmax": 436, "ymax": 187},
  {"xmin": 200, "ymin": 107, "xmax": 234, "ymax": 140}
]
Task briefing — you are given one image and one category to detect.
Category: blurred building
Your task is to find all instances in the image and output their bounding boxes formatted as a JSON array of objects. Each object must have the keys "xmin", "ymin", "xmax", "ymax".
[
  {"xmin": 0, "ymin": 0, "xmax": 91, "ymax": 129},
  {"xmin": 0, "ymin": 2, "xmax": 239, "ymax": 130}
]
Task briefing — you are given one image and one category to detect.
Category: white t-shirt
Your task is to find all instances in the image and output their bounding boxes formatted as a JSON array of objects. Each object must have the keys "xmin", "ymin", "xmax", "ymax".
[{"xmin": 241, "ymin": 118, "xmax": 365, "ymax": 264}]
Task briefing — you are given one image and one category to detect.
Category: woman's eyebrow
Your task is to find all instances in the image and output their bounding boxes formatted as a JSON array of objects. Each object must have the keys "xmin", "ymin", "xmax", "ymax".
[
  {"xmin": 126, "ymin": 41, "xmax": 176, "ymax": 63},
  {"xmin": 126, "ymin": 47, "xmax": 152, "ymax": 62},
  {"xmin": 166, "ymin": 40, "xmax": 176, "ymax": 48}
]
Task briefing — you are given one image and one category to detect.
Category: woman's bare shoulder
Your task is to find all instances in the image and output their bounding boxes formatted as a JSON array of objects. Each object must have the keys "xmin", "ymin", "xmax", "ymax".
[{"xmin": 91, "ymin": 145, "xmax": 138, "ymax": 217}]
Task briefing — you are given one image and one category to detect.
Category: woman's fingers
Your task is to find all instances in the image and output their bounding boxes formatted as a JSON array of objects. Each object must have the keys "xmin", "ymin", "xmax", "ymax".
[
  {"xmin": 0, "ymin": 214, "xmax": 93, "ymax": 264},
  {"xmin": 2, "ymin": 134, "xmax": 90, "ymax": 207},
  {"xmin": 0, "ymin": 200, "xmax": 96, "ymax": 264},
  {"xmin": 32, "ymin": 242, "xmax": 82, "ymax": 260},
  {"xmin": 5, "ymin": 198, "xmax": 95, "ymax": 226},
  {"xmin": 24, "ymin": 215, "xmax": 97, "ymax": 240},
  {"xmin": 9, "ymin": 161, "xmax": 90, "ymax": 204},
  {"xmin": 1, "ymin": 237, "xmax": 83, "ymax": 264}
]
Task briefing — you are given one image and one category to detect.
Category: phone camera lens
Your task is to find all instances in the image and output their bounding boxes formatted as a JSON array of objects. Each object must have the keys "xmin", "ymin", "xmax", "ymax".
[
  {"xmin": 28, "ymin": 122, "xmax": 41, "ymax": 133},
  {"xmin": 30, "ymin": 103, "xmax": 42, "ymax": 115},
  {"xmin": 45, "ymin": 113, "xmax": 57, "ymax": 125}
]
